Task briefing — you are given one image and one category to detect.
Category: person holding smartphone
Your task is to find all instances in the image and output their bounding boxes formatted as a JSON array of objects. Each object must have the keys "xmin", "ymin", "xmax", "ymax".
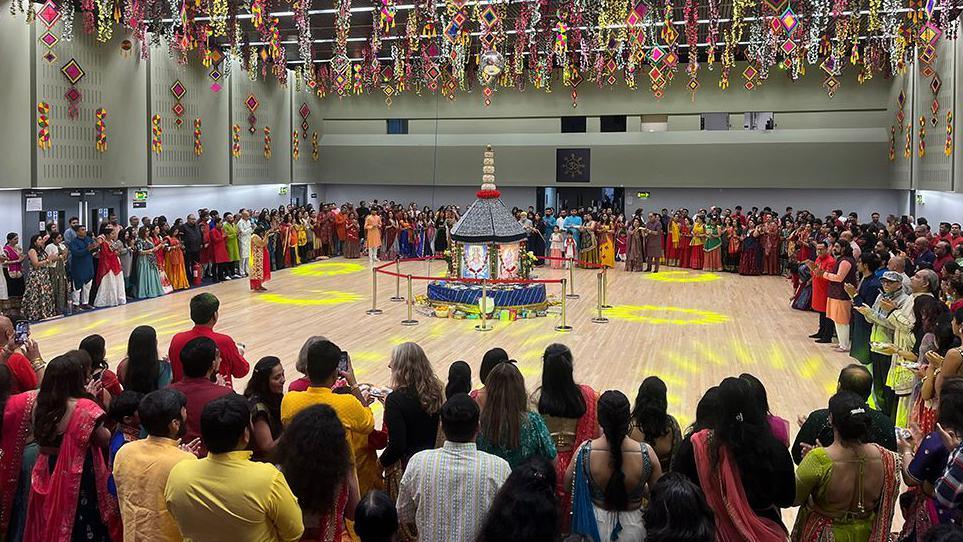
[{"xmin": 0, "ymin": 316, "xmax": 44, "ymax": 393}]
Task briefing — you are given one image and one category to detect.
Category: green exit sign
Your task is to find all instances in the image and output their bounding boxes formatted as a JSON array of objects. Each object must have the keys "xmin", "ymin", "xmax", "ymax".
[{"xmin": 636, "ymin": 192, "xmax": 651, "ymax": 199}]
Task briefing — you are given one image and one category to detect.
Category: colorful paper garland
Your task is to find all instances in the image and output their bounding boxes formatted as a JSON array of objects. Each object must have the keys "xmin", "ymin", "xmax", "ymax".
[
  {"xmin": 194, "ymin": 118, "xmax": 203, "ymax": 156},
  {"xmin": 151, "ymin": 114, "xmax": 162, "ymax": 154},
  {"xmin": 263, "ymin": 126, "xmax": 272, "ymax": 158},
  {"xmin": 37, "ymin": 102, "xmax": 51, "ymax": 151},
  {"xmin": 231, "ymin": 124, "xmax": 241, "ymax": 157},
  {"xmin": 292, "ymin": 130, "xmax": 299, "ymax": 160},
  {"xmin": 918, "ymin": 116, "xmax": 926, "ymax": 158},
  {"xmin": 311, "ymin": 132, "xmax": 319, "ymax": 161},
  {"xmin": 946, "ymin": 111, "xmax": 953, "ymax": 157},
  {"xmin": 95, "ymin": 107, "xmax": 107, "ymax": 152}
]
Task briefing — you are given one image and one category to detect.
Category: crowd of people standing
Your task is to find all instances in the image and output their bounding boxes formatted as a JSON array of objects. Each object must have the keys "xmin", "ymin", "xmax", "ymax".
[{"xmin": 2, "ymin": 295, "xmax": 963, "ymax": 541}]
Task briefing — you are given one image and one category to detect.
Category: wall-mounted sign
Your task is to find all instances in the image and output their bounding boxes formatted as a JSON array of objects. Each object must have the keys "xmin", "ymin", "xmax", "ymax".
[
  {"xmin": 279, "ymin": 186, "xmax": 289, "ymax": 195},
  {"xmin": 84, "ymin": 190, "xmax": 96, "ymax": 196},
  {"xmin": 133, "ymin": 190, "xmax": 148, "ymax": 203},
  {"xmin": 25, "ymin": 197, "xmax": 43, "ymax": 212},
  {"xmin": 311, "ymin": 193, "xmax": 317, "ymax": 199},
  {"xmin": 636, "ymin": 192, "xmax": 651, "ymax": 199}
]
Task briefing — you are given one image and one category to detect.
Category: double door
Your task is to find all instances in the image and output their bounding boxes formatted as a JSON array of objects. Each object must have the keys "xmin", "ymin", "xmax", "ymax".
[{"xmin": 22, "ymin": 189, "xmax": 127, "ymax": 238}]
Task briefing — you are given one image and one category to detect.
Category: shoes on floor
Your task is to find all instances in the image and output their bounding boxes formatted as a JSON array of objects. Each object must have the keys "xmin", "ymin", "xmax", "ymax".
[
  {"xmin": 815, "ymin": 338, "xmax": 832, "ymax": 344},
  {"xmin": 808, "ymin": 332, "xmax": 821, "ymax": 338}
]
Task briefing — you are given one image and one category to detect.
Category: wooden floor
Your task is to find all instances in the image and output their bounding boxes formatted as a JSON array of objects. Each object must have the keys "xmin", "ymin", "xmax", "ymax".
[{"xmin": 32, "ymin": 258, "xmax": 849, "ymax": 432}]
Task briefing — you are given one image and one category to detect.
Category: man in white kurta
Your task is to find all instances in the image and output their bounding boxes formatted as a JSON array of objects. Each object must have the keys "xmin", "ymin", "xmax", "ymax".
[{"xmin": 236, "ymin": 210, "xmax": 254, "ymax": 277}]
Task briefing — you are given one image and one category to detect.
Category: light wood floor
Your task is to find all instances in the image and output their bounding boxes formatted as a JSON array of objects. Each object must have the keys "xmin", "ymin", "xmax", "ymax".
[{"xmin": 32, "ymin": 258, "xmax": 848, "ymax": 432}]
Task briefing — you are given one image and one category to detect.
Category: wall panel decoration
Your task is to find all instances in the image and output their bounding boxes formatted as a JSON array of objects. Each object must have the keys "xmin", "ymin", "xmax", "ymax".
[
  {"xmin": 291, "ymin": 85, "xmax": 324, "ymax": 184},
  {"xmin": 34, "ymin": 28, "xmax": 147, "ymax": 188},
  {"xmin": 914, "ymin": 38, "xmax": 955, "ymax": 191},
  {"xmin": 0, "ymin": 15, "xmax": 31, "ymax": 188},
  {"xmin": 230, "ymin": 61, "xmax": 291, "ymax": 185},
  {"xmin": 149, "ymin": 45, "xmax": 229, "ymax": 185},
  {"xmin": 888, "ymin": 71, "xmax": 913, "ymax": 190}
]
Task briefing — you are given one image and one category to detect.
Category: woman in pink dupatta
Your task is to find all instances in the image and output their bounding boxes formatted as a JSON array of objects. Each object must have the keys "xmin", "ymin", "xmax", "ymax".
[
  {"xmin": 680, "ymin": 377, "xmax": 795, "ymax": 542},
  {"xmin": 24, "ymin": 352, "xmax": 122, "ymax": 542},
  {"xmin": 0, "ymin": 361, "xmax": 38, "ymax": 541}
]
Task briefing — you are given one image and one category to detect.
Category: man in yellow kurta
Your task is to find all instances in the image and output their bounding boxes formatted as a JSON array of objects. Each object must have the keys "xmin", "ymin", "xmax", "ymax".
[{"xmin": 280, "ymin": 339, "xmax": 382, "ymax": 493}]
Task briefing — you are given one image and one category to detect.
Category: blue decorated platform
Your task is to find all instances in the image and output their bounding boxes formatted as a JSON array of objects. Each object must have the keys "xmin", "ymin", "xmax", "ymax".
[{"xmin": 426, "ymin": 280, "xmax": 548, "ymax": 310}]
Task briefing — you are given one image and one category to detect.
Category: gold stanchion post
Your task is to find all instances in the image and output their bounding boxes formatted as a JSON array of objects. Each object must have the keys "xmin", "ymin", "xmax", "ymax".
[
  {"xmin": 366, "ymin": 268, "xmax": 383, "ymax": 315},
  {"xmin": 601, "ymin": 267, "xmax": 612, "ymax": 309},
  {"xmin": 591, "ymin": 272, "xmax": 609, "ymax": 324},
  {"xmin": 475, "ymin": 279, "xmax": 493, "ymax": 332},
  {"xmin": 555, "ymin": 278, "xmax": 573, "ymax": 332},
  {"xmin": 566, "ymin": 258, "xmax": 579, "ymax": 299},
  {"xmin": 390, "ymin": 258, "xmax": 404, "ymax": 302},
  {"xmin": 401, "ymin": 275, "xmax": 418, "ymax": 326}
]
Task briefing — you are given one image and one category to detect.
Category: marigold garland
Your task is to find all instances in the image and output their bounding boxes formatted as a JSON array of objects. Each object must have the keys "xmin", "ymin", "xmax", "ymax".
[
  {"xmin": 946, "ymin": 111, "xmax": 953, "ymax": 157},
  {"xmin": 918, "ymin": 116, "xmax": 926, "ymax": 158},
  {"xmin": 95, "ymin": 107, "xmax": 107, "ymax": 152},
  {"xmin": 311, "ymin": 131, "xmax": 319, "ymax": 160},
  {"xmin": 904, "ymin": 122, "xmax": 912, "ymax": 158},
  {"xmin": 37, "ymin": 102, "xmax": 51, "ymax": 151},
  {"xmin": 263, "ymin": 126, "xmax": 272, "ymax": 158},
  {"xmin": 151, "ymin": 114, "xmax": 162, "ymax": 154},
  {"xmin": 232, "ymin": 124, "xmax": 241, "ymax": 157},
  {"xmin": 888, "ymin": 125, "xmax": 895, "ymax": 161},
  {"xmin": 194, "ymin": 118, "xmax": 203, "ymax": 156},
  {"xmin": 292, "ymin": 130, "xmax": 299, "ymax": 160}
]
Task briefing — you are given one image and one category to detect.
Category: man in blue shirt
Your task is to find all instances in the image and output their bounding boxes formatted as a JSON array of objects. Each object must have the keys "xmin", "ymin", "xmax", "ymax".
[
  {"xmin": 68, "ymin": 224, "xmax": 101, "ymax": 310},
  {"xmin": 542, "ymin": 208, "xmax": 556, "ymax": 240},
  {"xmin": 563, "ymin": 209, "xmax": 582, "ymax": 247}
]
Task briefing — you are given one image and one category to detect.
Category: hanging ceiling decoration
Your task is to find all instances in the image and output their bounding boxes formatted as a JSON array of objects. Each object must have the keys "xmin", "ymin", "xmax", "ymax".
[{"xmin": 7, "ymin": 0, "xmax": 961, "ymax": 104}]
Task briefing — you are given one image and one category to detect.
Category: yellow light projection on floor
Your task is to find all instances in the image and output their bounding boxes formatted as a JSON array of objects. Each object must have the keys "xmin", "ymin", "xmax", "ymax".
[
  {"xmin": 259, "ymin": 290, "xmax": 362, "ymax": 305},
  {"xmin": 606, "ymin": 305, "xmax": 730, "ymax": 325},
  {"xmin": 290, "ymin": 261, "xmax": 365, "ymax": 277},
  {"xmin": 642, "ymin": 270, "xmax": 721, "ymax": 283}
]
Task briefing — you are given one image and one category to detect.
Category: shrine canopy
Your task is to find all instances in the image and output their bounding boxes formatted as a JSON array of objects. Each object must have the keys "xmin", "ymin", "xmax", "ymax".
[{"xmin": 450, "ymin": 145, "xmax": 528, "ymax": 244}]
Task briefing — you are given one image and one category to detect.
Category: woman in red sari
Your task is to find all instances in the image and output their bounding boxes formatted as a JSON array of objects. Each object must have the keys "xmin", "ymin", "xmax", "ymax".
[
  {"xmin": 533, "ymin": 344, "xmax": 599, "ymax": 527},
  {"xmin": 675, "ymin": 377, "xmax": 795, "ymax": 541},
  {"xmin": 199, "ymin": 219, "xmax": 213, "ymax": 279},
  {"xmin": 344, "ymin": 215, "xmax": 361, "ymax": 259},
  {"xmin": 25, "ymin": 351, "xmax": 122, "ymax": 542},
  {"xmin": 0, "ymin": 355, "xmax": 38, "ymax": 541},
  {"xmin": 678, "ymin": 218, "xmax": 693, "ymax": 269},
  {"xmin": 210, "ymin": 217, "xmax": 230, "ymax": 282},
  {"xmin": 249, "ymin": 227, "xmax": 271, "ymax": 292},
  {"xmin": 762, "ymin": 216, "xmax": 782, "ymax": 276}
]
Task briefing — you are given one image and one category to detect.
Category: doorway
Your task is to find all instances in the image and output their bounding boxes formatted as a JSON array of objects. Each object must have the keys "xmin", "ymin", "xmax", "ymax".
[
  {"xmin": 22, "ymin": 189, "xmax": 127, "ymax": 237},
  {"xmin": 291, "ymin": 185, "xmax": 308, "ymax": 208},
  {"xmin": 544, "ymin": 187, "xmax": 624, "ymax": 214}
]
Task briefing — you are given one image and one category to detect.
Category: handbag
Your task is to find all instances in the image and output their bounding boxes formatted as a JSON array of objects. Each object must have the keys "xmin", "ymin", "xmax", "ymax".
[{"xmin": 567, "ymin": 444, "xmax": 601, "ymax": 542}]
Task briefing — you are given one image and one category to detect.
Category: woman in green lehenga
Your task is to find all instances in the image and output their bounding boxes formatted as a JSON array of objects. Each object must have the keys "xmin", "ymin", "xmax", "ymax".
[
  {"xmin": 702, "ymin": 219, "xmax": 724, "ymax": 272},
  {"xmin": 44, "ymin": 233, "xmax": 70, "ymax": 316},
  {"xmin": 21, "ymin": 233, "xmax": 60, "ymax": 322},
  {"xmin": 578, "ymin": 214, "xmax": 599, "ymax": 268}
]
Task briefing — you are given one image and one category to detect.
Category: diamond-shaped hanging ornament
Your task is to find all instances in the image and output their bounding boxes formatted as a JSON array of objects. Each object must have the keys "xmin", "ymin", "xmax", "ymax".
[
  {"xmin": 625, "ymin": 3, "xmax": 648, "ymax": 26},
  {"xmin": 662, "ymin": 24, "xmax": 678, "ymax": 44},
  {"xmin": 919, "ymin": 45, "xmax": 937, "ymax": 65},
  {"xmin": 931, "ymin": 98, "xmax": 940, "ymax": 116},
  {"xmin": 479, "ymin": 5, "xmax": 498, "ymax": 27},
  {"xmin": 745, "ymin": 80, "xmax": 755, "ymax": 91},
  {"xmin": 781, "ymin": 39, "xmax": 797, "ymax": 54},
  {"xmin": 245, "ymin": 94, "xmax": 260, "ymax": 112},
  {"xmin": 64, "ymin": 86, "xmax": 81, "ymax": 103},
  {"xmin": 37, "ymin": 0, "xmax": 61, "ymax": 27},
  {"xmin": 780, "ymin": 7, "xmax": 798, "ymax": 33},
  {"xmin": 924, "ymin": 0, "xmax": 936, "ymax": 18},
  {"xmin": 61, "ymin": 59, "xmax": 86, "ymax": 85},
  {"xmin": 920, "ymin": 22, "xmax": 942, "ymax": 44},
  {"xmin": 42, "ymin": 50, "xmax": 58, "ymax": 64},
  {"xmin": 40, "ymin": 31, "xmax": 60, "ymax": 48},
  {"xmin": 170, "ymin": 80, "xmax": 186, "ymax": 101},
  {"xmin": 209, "ymin": 49, "xmax": 224, "ymax": 65},
  {"xmin": 301, "ymin": 121, "xmax": 310, "ymax": 132},
  {"xmin": 897, "ymin": 109, "xmax": 905, "ymax": 125},
  {"xmin": 649, "ymin": 47, "xmax": 665, "ymax": 63},
  {"xmin": 823, "ymin": 75, "xmax": 839, "ymax": 97},
  {"xmin": 687, "ymin": 77, "xmax": 700, "ymax": 92},
  {"xmin": 210, "ymin": 82, "xmax": 222, "ymax": 93},
  {"xmin": 663, "ymin": 52, "xmax": 678, "ymax": 67},
  {"xmin": 920, "ymin": 65, "xmax": 936, "ymax": 78},
  {"xmin": 762, "ymin": 0, "xmax": 788, "ymax": 13},
  {"xmin": 930, "ymin": 74, "xmax": 942, "ymax": 94},
  {"xmin": 209, "ymin": 67, "xmax": 222, "ymax": 81},
  {"xmin": 299, "ymin": 103, "xmax": 311, "ymax": 119},
  {"xmin": 770, "ymin": 17, "xmax": 782, "ymax": 33},
  {"xmin": 171, "ymin": 102, "xmax": 185, "ymax": 117},
  {"xmin": 175, "ymin": 118, "xmax": 183, "ymax": 128},
  {"xmin": 821, "ymin": 56, "xmax": 837, "ymax": 75},
  {"xmin": 898, "ymin": 90, "xmax": 906, "ymax": 107},
  {"xmin": 648, "ymin": 65, "xmax": 663, "ymax": 82},
  {"xmin": 743, "ymin": 65, "xmax": 758, "ymax": 80}
]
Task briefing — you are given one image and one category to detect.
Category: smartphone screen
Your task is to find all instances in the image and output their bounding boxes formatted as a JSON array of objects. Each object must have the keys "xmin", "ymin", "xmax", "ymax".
[
  {"xmin": 338, "ymin": 351, "xmax": 349, "ymax": 374},
  {"xmin": 14, "ymin": 321, "xmax": 29, "ymax": 345}
]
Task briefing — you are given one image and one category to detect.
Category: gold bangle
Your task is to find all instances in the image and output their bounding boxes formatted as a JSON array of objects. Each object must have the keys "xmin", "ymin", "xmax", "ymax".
[{"xmin": 30, "ymin": 358, "xmax": 45, "ymax": 370}]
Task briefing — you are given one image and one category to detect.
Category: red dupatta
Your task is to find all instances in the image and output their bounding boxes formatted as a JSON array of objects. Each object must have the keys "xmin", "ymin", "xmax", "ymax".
[
  {"xmin": 0, "ymin": 391, "xmax": 37, "ymax": 536},
  {"xmin": 25, "ymin": 398, "xmax": 121, "ymax": 542},
  {"xmin": 691, "ymin": 429, "xmax": 788, "ymax": 542},
  {"xmin": 95, "ymin": 241, "xmax": 121, "ymax": 285}
]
